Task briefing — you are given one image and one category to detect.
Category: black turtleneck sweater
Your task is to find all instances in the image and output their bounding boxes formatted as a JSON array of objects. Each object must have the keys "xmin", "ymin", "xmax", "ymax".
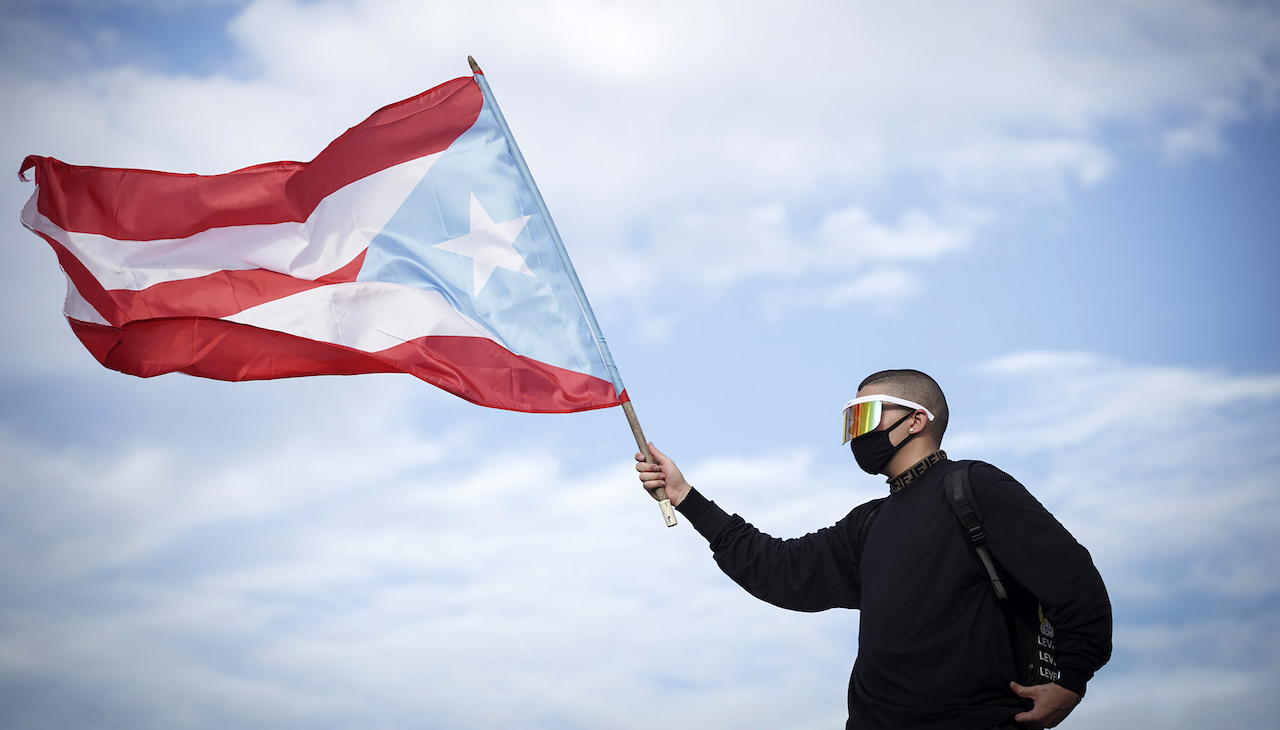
[{"xmin": 676, "ymin": 457, "xmax": 1112, "ymax": 730}]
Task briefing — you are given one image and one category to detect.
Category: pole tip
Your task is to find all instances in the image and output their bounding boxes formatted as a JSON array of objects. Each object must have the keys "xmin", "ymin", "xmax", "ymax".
[{"xmin": 467, "ymin": 56, "xmax": 481, "ymax": 74}]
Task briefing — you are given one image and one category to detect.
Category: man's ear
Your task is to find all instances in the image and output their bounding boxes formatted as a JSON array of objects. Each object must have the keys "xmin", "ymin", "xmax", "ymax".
[
  {"xmin": 917, "ymin": 412, "xmax": 944, "ymax": 447},
  {"xmin": 908, "ymin": 409, "xmax": 930, "ymax": 435}
]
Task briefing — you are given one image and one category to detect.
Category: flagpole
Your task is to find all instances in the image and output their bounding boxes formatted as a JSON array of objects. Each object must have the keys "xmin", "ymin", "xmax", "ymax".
[{"xmin": 468, "ymin": 56, "xmax": 677, "ymax": 528}]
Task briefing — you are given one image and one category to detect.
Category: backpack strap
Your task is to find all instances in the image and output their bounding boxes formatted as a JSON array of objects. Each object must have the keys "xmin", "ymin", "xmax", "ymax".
[
  {"xmin": 854, "ymin": 497, "xmax": 888, "ymax": 561},
  {"xmin": 944, "ymin": 462, "xmax": 1009, "ymax": 600}
]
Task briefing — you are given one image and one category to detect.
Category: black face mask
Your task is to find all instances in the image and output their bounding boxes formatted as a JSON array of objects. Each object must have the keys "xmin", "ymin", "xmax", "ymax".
[{"xmin": 849, "ymin": 411, "xmax": 915, "ymax": 475}]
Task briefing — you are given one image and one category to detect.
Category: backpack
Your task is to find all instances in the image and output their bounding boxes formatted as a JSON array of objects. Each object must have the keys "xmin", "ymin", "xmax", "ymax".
[{"xmin": 855, "ymin": 461, "xmax": 1060, "ymax": 686}]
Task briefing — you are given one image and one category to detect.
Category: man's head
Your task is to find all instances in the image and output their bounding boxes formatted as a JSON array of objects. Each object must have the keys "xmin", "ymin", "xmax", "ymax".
[{"xmin": 855, "ymin": 369, "xmax": 949, "ymax": 448}]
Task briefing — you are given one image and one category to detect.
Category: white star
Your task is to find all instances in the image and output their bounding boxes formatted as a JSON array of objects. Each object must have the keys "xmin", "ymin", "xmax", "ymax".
[{"xmin": 434, "ymin": 193, "xmax": 535, "ymax": 294}]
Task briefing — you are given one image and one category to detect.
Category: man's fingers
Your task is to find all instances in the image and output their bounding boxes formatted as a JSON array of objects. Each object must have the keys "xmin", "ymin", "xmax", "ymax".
[
  {"xmin": 635, "ymin": 456, "xmax": 662, "ymax": 473},
  {"xmin": 647, "ymin": 442, "xmax": 667, "ymax": 463},
  {"xmin": 1013, "ymin": 709, "xmax": 1046, "ymax": 728},
  {"xmin": 637, "ymin": 467, "xmax": 666, "ymax": 485},
  {"xmin": 1010, "ymin": 682, "xmax": 1079, "ymax": 729},
  {"xmin": 638, "ymin": 467, "xmax": 667, "ymax": 496},
  {"xmin": 1011, "ymin": 683, "xmax": 1036, "ymax": 725},
  {"xmin": 633, "ymin": 443, "xmax": 680, "ymax": 502}
]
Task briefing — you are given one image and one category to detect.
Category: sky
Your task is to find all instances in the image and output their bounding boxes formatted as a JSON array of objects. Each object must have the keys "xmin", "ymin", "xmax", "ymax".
[{"xmin": 1, "ymin": 1, "xmax": 1278, "ymax": 728}]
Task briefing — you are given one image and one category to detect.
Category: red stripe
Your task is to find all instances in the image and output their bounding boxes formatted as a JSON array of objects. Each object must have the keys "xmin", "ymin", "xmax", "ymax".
[
  {"xmin": 379, "ymin": 336, "xmax": 621, "ymax": 413},
  {"xmin": 42, "ymin": 232, "xmax": 367, "ymax": 323},
  {"xmin": 69, "ymin": 318, "xmax": 121, "ymax": 364},
  {"xmin": 110, "ymin": 247, "xmax": 369, "ymax": 321},
  {"xmin": 21, "ymin": 76, "xmax": 482, "ymax": 241},
  {"xmin": 68, "ymin": 318, "xmax": 621, "ymax": 413}
]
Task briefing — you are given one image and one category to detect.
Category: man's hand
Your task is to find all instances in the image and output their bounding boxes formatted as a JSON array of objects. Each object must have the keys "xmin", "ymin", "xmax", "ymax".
[
  {"xmin": 1011, "ymin": 681, "xmax": 1081, "ymax": 729},
  {"xmin": 634, "ymin": 442, "xmax": 691, "ymax": 507}
]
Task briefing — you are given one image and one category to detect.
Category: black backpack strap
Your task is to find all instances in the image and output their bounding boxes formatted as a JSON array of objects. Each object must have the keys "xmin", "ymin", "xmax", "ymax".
[
  {"xmin": 944, "ymin": 462, "xmax": 1008, "ymax": 600},
  {"xmin": 854, "ymin": 497, "xmax": 887, "ymax": 561}
]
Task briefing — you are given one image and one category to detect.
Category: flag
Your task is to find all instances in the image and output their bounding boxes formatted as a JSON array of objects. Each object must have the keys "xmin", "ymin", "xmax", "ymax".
[{"xmin": 19, "ymin": 74, "xmax": 624, "ymax": 413}]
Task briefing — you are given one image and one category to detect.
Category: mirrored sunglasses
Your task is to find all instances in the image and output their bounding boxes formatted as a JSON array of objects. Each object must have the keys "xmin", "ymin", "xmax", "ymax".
[{"xmin": 841, "ymin": 395, "xmax": 935, "ymax": 444}]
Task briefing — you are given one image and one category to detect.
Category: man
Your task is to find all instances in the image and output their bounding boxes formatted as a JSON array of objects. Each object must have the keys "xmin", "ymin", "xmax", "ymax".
[{"xmin": 635, "ymin": 369, "xmax": 1111, "ymax": 730}]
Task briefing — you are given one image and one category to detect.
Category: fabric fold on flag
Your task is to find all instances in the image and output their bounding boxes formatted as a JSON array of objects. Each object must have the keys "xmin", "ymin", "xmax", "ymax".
[{"xmin": 20, "ymin": 75, "xmax": 624, "ymax": 413}]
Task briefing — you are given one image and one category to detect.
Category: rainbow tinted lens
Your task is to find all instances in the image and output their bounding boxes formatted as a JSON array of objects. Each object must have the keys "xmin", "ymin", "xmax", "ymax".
[{"xmin": 842, "ymin": 400, "xmax": 883, "ymax": 444}]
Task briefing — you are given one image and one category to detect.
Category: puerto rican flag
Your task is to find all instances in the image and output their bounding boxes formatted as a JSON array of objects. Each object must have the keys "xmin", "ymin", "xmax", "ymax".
[{"xmin": 19, "ymin": 74, "xmax": 624, "ymax": 413}]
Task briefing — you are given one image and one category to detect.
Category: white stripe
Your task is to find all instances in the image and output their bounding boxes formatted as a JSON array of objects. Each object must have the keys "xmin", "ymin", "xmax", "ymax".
[
  {"xmin": 224, "ymin": 282, "xmax": 502, "ymax": 353},
  {"xmin": 20, "ymin": 153, "xmax": 442, "ymax": 291},
  {"xmin": 63, "ymin": 274, "xmax": 110, "ymax": 326}
]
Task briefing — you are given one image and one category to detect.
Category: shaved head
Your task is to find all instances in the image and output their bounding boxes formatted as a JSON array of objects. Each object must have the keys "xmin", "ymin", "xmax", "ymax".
[{"xmin": 858, "ymin": 369, "xmax": 949, "ymax": 443}]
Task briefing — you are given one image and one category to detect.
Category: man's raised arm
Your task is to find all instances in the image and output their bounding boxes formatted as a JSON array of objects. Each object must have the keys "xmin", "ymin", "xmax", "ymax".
[{"xmin": 635, "ymin": 444, "xmax": 866, "ymax": 612}]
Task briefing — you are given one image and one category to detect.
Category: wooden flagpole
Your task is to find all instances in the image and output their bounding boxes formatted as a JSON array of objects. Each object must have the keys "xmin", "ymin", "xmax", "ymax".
[
  {"xmin": 468, "ymin": 56, "xmax": 676, "ymax": 527},
  {"xmin": 622, "ymin": 400, "xmax": 678, "ymax": 526}
]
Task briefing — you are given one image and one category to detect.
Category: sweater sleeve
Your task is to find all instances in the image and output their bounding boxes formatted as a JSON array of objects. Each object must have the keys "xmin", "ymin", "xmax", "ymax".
[
  {"xmin": 970, "ymin": 464, "xmax": 1113, "ymax": 696},
  {"xmin": 677, "ymin": 487, "xmax": 866, "ymax": 612}
]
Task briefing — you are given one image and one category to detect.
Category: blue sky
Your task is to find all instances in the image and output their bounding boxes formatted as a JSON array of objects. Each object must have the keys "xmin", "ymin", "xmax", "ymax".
[{"xmin": 1, "ymin": 1, "xmax": 1278, "ymax": 728}]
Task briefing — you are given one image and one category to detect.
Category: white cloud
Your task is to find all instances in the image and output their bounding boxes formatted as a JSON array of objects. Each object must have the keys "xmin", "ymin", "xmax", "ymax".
[
  {"xmin": 819, "ymin": 207, "xmax": 977, "ymax": 262},
  {"xmin": 936, "ymin": 137, "xmax": 1115, "ymax": 194},
  {"xmin": 1068, "ymin": 665, "xmax": 1280, "ymax": 730},
  {"xmin": 964, "ymin": 351, "xmax": 1280, "ymax": 453},
  {"xmin": 1160, "ymin": 96, "xmax": 1248, "ymax": 162},
  {"xmin": 819, "ymin": 268, "xmax": 921, "ymax": 310},
  {"xmin": 634, "ymin": 204, "xmax": 980, "ymax": 308}
]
